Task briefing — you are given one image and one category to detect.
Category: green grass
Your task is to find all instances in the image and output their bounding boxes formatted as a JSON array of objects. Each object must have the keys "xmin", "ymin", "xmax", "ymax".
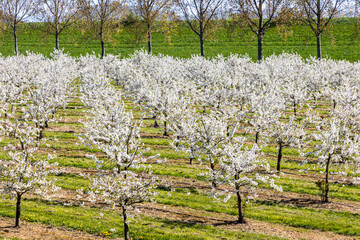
[
  {"xmin": 0, "ymin": 77, "xmax": 359, "ymax": 239},
  {"xmin": 0, "ymin": 197, "xmax": 285, "ymax": 240},
  {"xmin": 0, "ymin": 18, "xmax": 360, "ymax": 61}
]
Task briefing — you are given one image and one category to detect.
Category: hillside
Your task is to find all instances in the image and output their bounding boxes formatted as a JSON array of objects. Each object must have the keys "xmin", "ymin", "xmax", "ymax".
[{"xmin": 0, "ymin": 18, "xmax": 359, "ymax": 61}]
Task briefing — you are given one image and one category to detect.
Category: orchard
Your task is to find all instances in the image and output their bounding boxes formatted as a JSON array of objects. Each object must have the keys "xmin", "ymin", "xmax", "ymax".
[{"xmin": 0, "ymin": 50, "xmax": 359, "ymax": 239}]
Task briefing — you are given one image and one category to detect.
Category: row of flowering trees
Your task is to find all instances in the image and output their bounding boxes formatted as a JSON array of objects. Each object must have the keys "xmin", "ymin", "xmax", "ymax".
[
  {"xmin": 0, "ymin": 50, "xmax": 360, "ymax": 239},
  {"xmin": 0, "ymin": 51, "xmax": 75, "ymax": 227}
]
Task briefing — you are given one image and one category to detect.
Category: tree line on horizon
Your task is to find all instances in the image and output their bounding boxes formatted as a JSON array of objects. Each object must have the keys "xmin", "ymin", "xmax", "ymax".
[{"xmin": 0, "ymin": 0, "xmax": 359, "ymax": 60}]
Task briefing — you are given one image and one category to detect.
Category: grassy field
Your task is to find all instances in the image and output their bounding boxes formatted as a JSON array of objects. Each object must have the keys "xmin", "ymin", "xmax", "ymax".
[
  {"xmin": 0, "ymin": 18, "xmax": 360, "ymax": 61},
  {"xmin": 0, "ymin": 81, "xmax": 359, "ymax": 240}
]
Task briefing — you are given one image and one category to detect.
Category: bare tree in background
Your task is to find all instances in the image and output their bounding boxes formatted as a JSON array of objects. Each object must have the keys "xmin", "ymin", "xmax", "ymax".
[
  {"xmin": 175, "ymin": 0, "xmax": 225, "ymax": 57},
  {"xmin": 37, "ymin": 0, "xmax": 79, "ymax": 50},
  {"xmin": 79, "ymin": 0, "xmax": 126, "ymax": 58},
  {"xmin": 297, "ymin": 0, "xmax": 345, "ymax": 59},
  {"xmin": 231, "ymin": 0, "xmax": 289, "ymax": 61},
  {"xmin": 133, "ymin": 0, "xmax": 173, "ymax": 54},
  {"xmin": 0, "ymin": 0, "xmax": 38, "ymax": 55}
]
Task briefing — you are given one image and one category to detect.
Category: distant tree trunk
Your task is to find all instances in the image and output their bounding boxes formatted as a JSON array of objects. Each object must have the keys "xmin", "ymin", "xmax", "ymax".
[
  {"xmin": 164, "ymin": 120, "xmax": 168, "ymax": 136},
  {"xmin": 147, "ymin": 23, "xmax": 152, "ymax": 55},
  {"xmin": 324, "ymin": 153, "xmax": 331, "ymax": 202},
  {"xmin": 199, "ymin": 25, "xmax": 204, "ymax": 57},
  {"xmin": 255, "ymin": 132, "xmax": 259, "ymax": 144},
  {"xmin": 13, "ymin": 24, "xmax": 18, "ymax": 56},
  {"xmin": 277, "ymin": 143, "xmax": 283, "ymax": 171},
  {"xmin": 15, "ymin": 193, "xmax": 22, "ymax": 228},
  {"xmin": 210, "ymin": 162, "xmax": 216, "ymax": 188},
  {"xmin": 37, "ymin": 127, "xmax": 44, "ymax": 140},
  {"xmin": 101, "ymin": 40, "xmax": 105, "ymax": 59},
  {"xmin": 316, "ymin": 33, "xmax": 321, "ymax": 60},
  {"xmin": 257, "ymin": 33, "xmax": 263, "ymax": 62},
  {"xmin": 122, "ymin": 206, "xmax": 130, "ymax": 240},
  {"xmin": 55, "ymin": 32, "xmax": 60, "ymax": 50},
  {"xmin": 153, "ymin": 114, "xmax": 159, "ymax": 128},
  {"xmin": 100, "ymin": 26, "xmax": 105, "ymax": 59}
]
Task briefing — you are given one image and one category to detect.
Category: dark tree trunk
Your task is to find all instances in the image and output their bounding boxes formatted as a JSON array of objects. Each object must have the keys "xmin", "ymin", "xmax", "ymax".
[
  {"xmin": 37, "ymin": 127, "xmax": 44, "ymax": 140},
  {"xmin": 164, "ymin": 120, "xmax": 168, "ymax": 136},
  {"xmin": 55, "ymin": 32, "xmax": 60, "ymax": 50},
  {"xmin": 175, "ymin": 136, "xmax": 180, "ymax": 148},
  {"xmin": 316, "ymin": 33, "xmax": 321, "ymax": 60},
  {"xmin": 255, "ymin": 132, "xmax": 259, "ymax": 144},
  {"xmin": 199, "ymin": 27, "xmax": 204, "ymax": 57},
  {"xmin": 257, "ymin": 34, "xmax": 263, "ymax": 62},
  {"xmin": 15, "ymin": 193, "xmax": 22, "ymax": 228},
  {"xmin": 235, "ymin": 176, "xmax": 245, "ymax": 223},
  {"xmin": 153, "ymin": 114, "xmax": 159, "ymax": 128},
  {"xmin": 38, "ymin": 128, "xmax": 44, "ymax": 140},
  {"xmin": 210, "ymin": 162, "xmax": 216, "ymax": 188},
  {"xmin": 147, "ymin": 23, "xmax": 152, "ymax": 55},
  {"xmin": 293, "ymin": 101, "xmax": 297, "ymax": 116},
  {"xmin": 324, "ymin": 154, "xmax": 331, "ymax": 203},
  {"xmin": 14, "ymin": 24, "xmax": 18, "ymax": 56},
  {"xmin": 101, "ymin": 40, "xmax": 105, "ymax": 59},
  {"xmin": 277, "ymin": 143, "xmax": 283, "ymax": 171},
  {"xmin": 122, "ymin": 206, "xmax": 130, "ymax": 240}
]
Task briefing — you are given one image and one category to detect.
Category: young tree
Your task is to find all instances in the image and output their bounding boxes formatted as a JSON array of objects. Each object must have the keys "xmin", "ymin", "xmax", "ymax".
[
  {"xmin": 24, "ymin": 52, "xmax": 76, "ymax": 139},
  {"xmin": 219, "ymin": 137, "xmax": 282, "ymax": 223},
  {"xmin": 297, "ymin": 0, "xmax": 345, "ymax": 59},
  {"xmin": 86, "ymin": 171, "xmax": 157, "ymax": 240},
  {"xmin": 0, "ymin": 123, "xmax": 58, "ymax": 227},
  {"xmin": 79, "ymin": 101, "xmax": 145, "ymax": 173},
  {"xmin": 308, "ymin": 103, "xmax": 360, "ymax": 202},
  {"xmin": 0, "ymin": 0, "xmax": 38, "ymax": 55},
  {"xmin": 133, "ymin": 0, "xmax": 173, "ymax": 54},
  {"xmin": 267, "ymin": 115, "xmax": 306, "ymax": 171},
  {"xmin": 79, "ymin": 0, "xmax": 126, "ymax": 58},
  {"xmin": 192, "ymin": 112, "xmax": 229, "ymax": 187},
  {"xmin": 230, "ymin": 0, "xmax": 289, "ymax": 61},
  {"xmin": 37, "ymin": 0, "xmax": 79, "ymax": 50},
  {"xmin": 175, "ymin": 0, "xmax": 225, "ymax": 56}
]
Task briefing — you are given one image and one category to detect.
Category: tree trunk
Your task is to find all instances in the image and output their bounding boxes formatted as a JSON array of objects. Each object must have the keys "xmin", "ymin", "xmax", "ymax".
[
  {"xmin": 210, "ymin": 162, "xmax": 216, "ymax": 188},
  {"xmin": 293, "ymin": 101, "xmax": 297, "ymax": 116},
  {"xmin": 153, "ymin": 114, "xmax": 159, "ymax": 128},
  {"xmin": 14, "ymin": 24, "xmax": 18, "ymax": 56},
  {"xmin": 15, "ymin": 193, "xmax": 22, "ymax": 228},
  {"xmin": 235, "ymin": 178, "xmax": 245, "ymax": 223},
  {"xmin": 277, "ymin": 143, "xmax": 283, "ymax": 171},
  {"xmin": 101, "ymin": 40, "xmax": 105, "ymax": 59},
  {"xmin": 122, "ymin": 206, "xmax": 130, "ymax": 240},
  {"xmin": 55, "ymin": 32, "xmax": 60, "ymax": 50},
  {"xmin": 257, "ymin": 34, "xmax": 263, "ymax": 62},
  {"xmin": 147, "ymin": 23, "xmax": 152, "ymax": 55},
  {"xmin": 175, "ymin": 136, "xmax": 180, "ymax": 148},
  {"xmin": 316, "ymin": 33, "xmax": 321, "ymax": 60},
  {"xmin": 38, "ymin": 128, "xmax": 44, "ymax": 140},
  {"xmin": 255, "ymin": 132, "xmax": 259, "ymax": 144},
  {"xmin": 164, "ymin": 120, "xmax": 168, "ymax": 136},
  {"xmin": 324, "ymin": 154, "xmax": 331, "ymax": 203},
  {"xmin": 200, "ymin": 30, "xmax": 204, "ymax": 57}
]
